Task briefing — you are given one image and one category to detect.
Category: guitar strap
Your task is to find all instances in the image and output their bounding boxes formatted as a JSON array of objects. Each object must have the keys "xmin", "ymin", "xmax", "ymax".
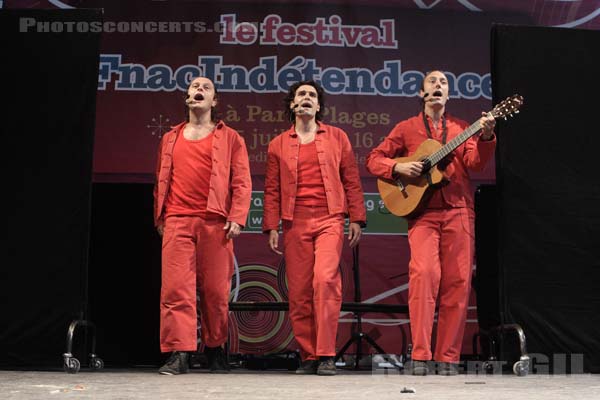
[{"xmin": 422, "ymin": 112, "xmax": 447, "ymax": 144}]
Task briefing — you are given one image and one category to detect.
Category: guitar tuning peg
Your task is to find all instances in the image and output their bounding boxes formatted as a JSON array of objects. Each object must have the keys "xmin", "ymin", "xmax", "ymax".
[
  {"xmin": 509, "ymin": 113, "xmax": 513, "ymax": 117},
  {"xmin": 503, "ymin": 116, "xmax": 507, "ymax": 121},
  {"xmin": 515, "ymin": 110, "xmax": 519, "ymax": 114}
]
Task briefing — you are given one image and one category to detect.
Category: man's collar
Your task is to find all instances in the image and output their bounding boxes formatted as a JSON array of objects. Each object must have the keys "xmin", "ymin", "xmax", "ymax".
[{"xmin": 287, "ymin": 122, "xmax": 326, "ymax": 137}]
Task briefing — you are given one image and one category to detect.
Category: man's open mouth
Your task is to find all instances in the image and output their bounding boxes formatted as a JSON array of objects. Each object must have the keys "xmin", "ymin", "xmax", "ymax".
[{"xmin": 194, "ymin": 93, "xmax": 204, "ymax": 101}]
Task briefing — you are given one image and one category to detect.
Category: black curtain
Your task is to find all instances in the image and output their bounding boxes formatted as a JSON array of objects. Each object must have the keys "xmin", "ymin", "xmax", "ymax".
[
  {"xmin": 491, "ymin": 24, "xmax": 600, "ymax": 373},
  {"xmin": 0, "ymin": 9, "xmax": 102, "ymax": 367},
  {"xmin": 88, "ymin": 183, "xmax": 163, "ymax": 367}
]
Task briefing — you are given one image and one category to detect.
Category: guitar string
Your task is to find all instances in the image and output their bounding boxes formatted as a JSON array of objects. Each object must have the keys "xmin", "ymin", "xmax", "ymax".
[{"xmin": 426, "ymin": 106, "xmax": 507, "ymax": 166}]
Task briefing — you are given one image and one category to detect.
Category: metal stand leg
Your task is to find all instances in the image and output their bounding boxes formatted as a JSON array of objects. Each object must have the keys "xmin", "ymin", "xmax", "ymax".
[
  {"xmin": 479, "ymin": 323, "xmax": 530, "ymax": 376},
  {"xmin": 335, "ymin": 245, "xmax": 397, "ymax": 370},
  {"xmin": 63, "ymin": 318, "xmax": 103, "ymax": 373}
]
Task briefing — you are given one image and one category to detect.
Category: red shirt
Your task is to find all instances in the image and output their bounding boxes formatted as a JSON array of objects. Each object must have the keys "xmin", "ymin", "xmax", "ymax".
[
  {"xmin": 154, "ymin": 121, "xmax": 252, "ymax": 227},
  {"xmin": 165, "ymin": 132, "xmax": 214, "ymax": 217},
  {"xmin": 366, "ymin": 112, "xmax": 496, "ymax": 211},
  {"xmin": 263, "ymin": 123, "xmax": 366, "ymax": 232},
  {"xmin": 295, "ymin": 141, "xmax": 328, "ymax": 207}
]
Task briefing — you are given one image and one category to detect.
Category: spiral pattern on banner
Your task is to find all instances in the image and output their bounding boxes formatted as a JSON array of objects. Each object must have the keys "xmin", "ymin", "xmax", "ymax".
[{"xmin": 230, "ymin": 263, "xmax": 294, "ymax": 354}]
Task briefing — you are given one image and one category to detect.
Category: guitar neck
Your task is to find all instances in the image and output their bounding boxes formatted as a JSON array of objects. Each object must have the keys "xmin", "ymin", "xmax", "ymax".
[{"xmin": 427, "ymin": 120, "xmax": 481, "ymax": 166}]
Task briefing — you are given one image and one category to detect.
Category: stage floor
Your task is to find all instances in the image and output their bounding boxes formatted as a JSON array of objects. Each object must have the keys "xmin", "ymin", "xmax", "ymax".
[{"xmin": 1, "ymin": 369, "xmax": 599, "ymax": 400}]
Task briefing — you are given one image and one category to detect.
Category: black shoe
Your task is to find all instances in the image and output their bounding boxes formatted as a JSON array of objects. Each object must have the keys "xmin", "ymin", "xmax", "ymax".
[
  {"xmin": 295, "ymin": 359, "xmax": 319, "ymax": 375},
  {"xmin": 438, "ymin": 362, "xmax": 459, "ymax": 376},
  {"xmin": 317, "ymin": 357, "xmax": 336, "ymax": 376},
  {"xmin": 206, "ymin": 346, "xmax": 230, "ymax": 374},
  {"xmin": 408, "ymin": 360, "xmax": 429, "ymax": 376},
  {"xmin": 159, "ymin": 351, "xmax": 189, "ymax": 375}
]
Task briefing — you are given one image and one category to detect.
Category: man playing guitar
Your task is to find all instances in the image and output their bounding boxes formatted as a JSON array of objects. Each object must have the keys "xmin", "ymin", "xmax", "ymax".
[{"xmin": 366, "ymin": 70, "xmax": 496, "ymax": 376}]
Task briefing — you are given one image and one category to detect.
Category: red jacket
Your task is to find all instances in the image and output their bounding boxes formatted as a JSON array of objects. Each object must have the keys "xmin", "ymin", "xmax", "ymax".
[
  {"xmin": 154, "ymin": 121, "xmax": 252, "ymax": 227},
  {"xmin": 263, "ymin": 123, "xmax": 366, "ymax": 232},
  {"xmin": 366, "ymin": 112, "xmax": 496, "ymax": 210}
]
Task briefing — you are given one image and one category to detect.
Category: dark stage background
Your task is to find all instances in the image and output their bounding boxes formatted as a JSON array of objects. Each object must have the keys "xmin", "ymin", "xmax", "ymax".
[
  {"xmin": 0, "ymin": 9, "xmax": 102, "ymax": 367},
  {"xmin": 490, "ymin": 24, "xmax": 600, "ymax": 373}
]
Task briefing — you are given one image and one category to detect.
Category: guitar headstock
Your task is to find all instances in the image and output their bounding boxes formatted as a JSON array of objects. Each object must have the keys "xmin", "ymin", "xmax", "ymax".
[{"xmin": 490, "ymin": 94, "xmax": 524, "ymax": 120}]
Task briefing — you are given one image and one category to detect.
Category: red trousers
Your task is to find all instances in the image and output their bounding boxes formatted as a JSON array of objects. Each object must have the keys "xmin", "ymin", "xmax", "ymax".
[
  {"xmin": 160, "ymin": 214, "xmax": 234, "ymax": 352},
  {"xmin": 407, "ymin": 207, "xmax": 475, "ymax": 363},
  {"xmin": 283, "ymin": 207, "xmax": 344, "ymax": 360}
]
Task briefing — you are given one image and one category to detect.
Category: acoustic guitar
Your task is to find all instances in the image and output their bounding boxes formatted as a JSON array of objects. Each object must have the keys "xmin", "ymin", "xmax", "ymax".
[{"xmin": 377, "ymin": 94, "xmax": 524, "ymax": 218}]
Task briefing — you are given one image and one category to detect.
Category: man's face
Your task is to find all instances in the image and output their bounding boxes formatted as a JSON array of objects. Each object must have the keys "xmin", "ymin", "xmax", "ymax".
[
  {"xmin": 291, "ymin": 84, "xmax": 320, "ymax": 117},
  {"xmin": 420, "ymin": 71, "xmax": 449, "ymax": 107},
  {"xmin": 187, "ymin": 77, "xmax": 217, "ymax": 110}
]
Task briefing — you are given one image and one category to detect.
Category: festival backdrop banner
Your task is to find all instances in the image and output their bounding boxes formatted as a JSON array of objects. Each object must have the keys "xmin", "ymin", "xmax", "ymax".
[{"xmin": 9, "ymin": 0, "xmax": 600, "ymax": 359}]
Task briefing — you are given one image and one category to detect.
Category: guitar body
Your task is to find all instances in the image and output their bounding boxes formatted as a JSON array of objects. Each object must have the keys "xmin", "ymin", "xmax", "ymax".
[
  {"xmin": 376, "ymin": 94, "xmax": 523, "ymax": 218},
  {"xmin": 377, "ymin": 139, "xmax": 446, "ymax": 218}
]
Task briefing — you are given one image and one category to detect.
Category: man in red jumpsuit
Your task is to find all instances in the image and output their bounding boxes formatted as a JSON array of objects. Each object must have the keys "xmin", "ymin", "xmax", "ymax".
[
  {"xmin": 154, "ymin": 76, "xmax": 252, "ymax": 375},
  {"xmin": 366, "ymin": 70, "xmax": 496, "ymax": 375},
  {"xmin": 263, "ymin": 81, "xmax": 366, "ymax": 376}
]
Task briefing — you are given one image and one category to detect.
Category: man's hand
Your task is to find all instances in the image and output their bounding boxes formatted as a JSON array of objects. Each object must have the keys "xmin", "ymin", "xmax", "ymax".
[
  {"xmin": 393, "ymin": 161, "xmax": 424, "ymax": 177},
  {"xmin": 157, "ymin": 224, "xmax": 164, "ymax": 236},
  {"xmin": 224, "ymin": 221, "xmax": 241, "ymax": 240},
  {"xmin": 480, "ymin": 112, "xmax": 496, "ymax": 140},
  {"xmin": 347, "ymin": 222, "xmax": 362, "ymax": 248},
  {"xmin": 268, "ymin": 230, "xmax": 283, "ymax": 255}
]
